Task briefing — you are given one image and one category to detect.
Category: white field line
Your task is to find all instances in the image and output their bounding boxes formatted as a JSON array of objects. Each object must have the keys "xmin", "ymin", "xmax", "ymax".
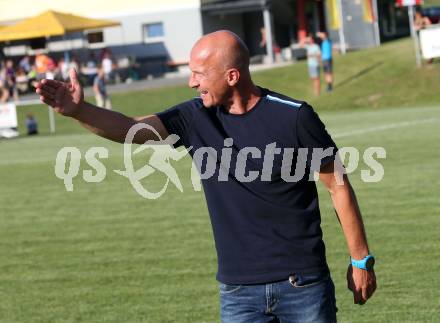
[{"xmin": 332, "ymin": 118, "xmax": 438, "ymax": 139}]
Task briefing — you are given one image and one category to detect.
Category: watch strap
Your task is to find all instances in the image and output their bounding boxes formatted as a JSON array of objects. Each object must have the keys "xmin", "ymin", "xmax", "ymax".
[{"xmin": 351, "ymin": 254, "xmax": 374, "ymax": 270}]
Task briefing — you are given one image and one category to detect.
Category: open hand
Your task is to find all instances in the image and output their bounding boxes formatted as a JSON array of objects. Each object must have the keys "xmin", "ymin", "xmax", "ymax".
[{"xmin": 35, "ymin": 68, "xmax": 84, "ymax": 117}]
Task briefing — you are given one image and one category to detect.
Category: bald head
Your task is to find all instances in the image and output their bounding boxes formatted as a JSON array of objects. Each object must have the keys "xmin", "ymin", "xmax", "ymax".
[
  {"xmin": 188, "ymin": 31, "xmax": 257, "ymax": 108},
  {"xmin": 191, "ymin": 30, "xmax": 250, "ymax": 73}
]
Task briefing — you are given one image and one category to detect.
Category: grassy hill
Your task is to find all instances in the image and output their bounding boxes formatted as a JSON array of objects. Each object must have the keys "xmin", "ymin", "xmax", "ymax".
[{"xmin": 254, "ymin": 37, "xmax": 440, "ymax": 111}]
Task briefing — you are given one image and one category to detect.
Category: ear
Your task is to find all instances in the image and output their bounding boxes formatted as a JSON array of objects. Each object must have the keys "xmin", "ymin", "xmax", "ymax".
[{"xmin": 226, "ymin": 69, "xmax": 240, "ymax": 86}]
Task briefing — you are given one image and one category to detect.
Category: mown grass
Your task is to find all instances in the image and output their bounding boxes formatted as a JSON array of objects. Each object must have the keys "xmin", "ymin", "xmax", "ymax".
[{"xmin": 1, "ymin": 37, "xmax": 439, "ymax": 322}]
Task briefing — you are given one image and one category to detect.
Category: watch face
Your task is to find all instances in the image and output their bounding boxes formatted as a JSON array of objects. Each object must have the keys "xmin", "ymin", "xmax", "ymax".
[{"xmin": 366, "ymin": 257, "xmax": 375, "ymax": 270}]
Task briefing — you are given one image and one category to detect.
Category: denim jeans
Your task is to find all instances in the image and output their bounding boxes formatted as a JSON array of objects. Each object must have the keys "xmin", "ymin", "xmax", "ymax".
[{"xmin": 219, "ymin": 272, "xmax": 337, "ymax": 323}]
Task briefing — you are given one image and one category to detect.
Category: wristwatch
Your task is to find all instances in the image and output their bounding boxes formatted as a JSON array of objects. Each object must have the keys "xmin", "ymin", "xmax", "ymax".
[{"xmin": 351, "ymin": 255, "xmax": 375, "ymax": 270}]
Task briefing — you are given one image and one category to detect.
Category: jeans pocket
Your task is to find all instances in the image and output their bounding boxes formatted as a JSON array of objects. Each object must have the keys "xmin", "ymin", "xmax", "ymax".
[
  {"xmin": 219, "ymin": 283, "xmax": 242, "ymax": 294},
  {"xmin": 289, "ymin": 272, "xmax": 329, "ymax": 288}
]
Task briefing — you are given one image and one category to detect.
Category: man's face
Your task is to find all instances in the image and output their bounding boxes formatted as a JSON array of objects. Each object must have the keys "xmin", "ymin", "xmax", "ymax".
[{"xmin": 188, "ymin": 50, "xmax": 230, "ymax": 108}]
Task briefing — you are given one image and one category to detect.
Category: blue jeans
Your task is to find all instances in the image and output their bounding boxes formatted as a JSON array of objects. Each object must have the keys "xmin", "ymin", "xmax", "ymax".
[{"xmin": 220, "ymin": 272, "xmax": 337, "ymax": 323}]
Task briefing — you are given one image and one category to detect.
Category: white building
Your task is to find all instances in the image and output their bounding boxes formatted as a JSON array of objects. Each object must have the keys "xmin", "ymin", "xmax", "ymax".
[
  {"xmin": 0, "ymin": 0, "xmax": 204, "ymax": 76},
  {"xmin": 1, "ymin": 0, "xmax": 396, "ymax": 78}
]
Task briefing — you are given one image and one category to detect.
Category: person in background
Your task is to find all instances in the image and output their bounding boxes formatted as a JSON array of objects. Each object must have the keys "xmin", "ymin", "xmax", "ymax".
[
  {"xmin": 414, "ymin": 10, "xmax": 431, "ymax": 31},
  {"xmin": 259, "ymin": 27, "xmax": 268, "ymax": 56},
  {"xmin": 414, "ymin": 10, "xmax": 433, "ymax": 65},
  {"xmin": 0, "ymin": 61, "xmax": 9, "ymax": 102},
  {"xmin": 15, "ymin": 67, "xmax": 29, "ymax": 94},
  {"xmin": 83, "ymin": 52, "xmax": 98, "ymax": 85},
  {"xmin": 57, "ymin": 57, "xmax": 70, "ymax": 81},
  {"xmin": 35, "ymin": 51, "xmax": 50, "ymax": 80},
  {"xmin": 303, "ymin": 35, "xmax": 321, "ymax": 96},
  {"xmin": 69, "ymin": 56, "xmax": 80, "ymax": 80},
  {"xmin": 5, "ymin": 59, "xmax": 19, "ymax": 101},
  {"xmin": 19, "ymin": 55, "xmax": 32, "ymax": 74},
  {"xmin": 259, "ymin": 27, "xmax": 281, "ymax": 63},
  {"xmin": 27, "ymin": 64, "xmax": 38, "ymax": 89},
  {"xmin": 101, "ymin": 50, "xmax": 114, "ymax": 82},
  {"xmin": 317, "ymin": 31, "xmax": 334, "ymax": 93},
  {"xmin": 93, "ymin": 66, "xmax": 112, "ymax": 110},
  {"xmin": 25, "ymin": 112, "xmax": 38, "ymax": 135}
]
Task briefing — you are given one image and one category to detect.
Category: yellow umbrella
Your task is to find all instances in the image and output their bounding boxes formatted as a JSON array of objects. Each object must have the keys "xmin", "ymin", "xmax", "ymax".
[{"xmin": 0, "ymin": 10, "xmax": 120, "ymax": 42}]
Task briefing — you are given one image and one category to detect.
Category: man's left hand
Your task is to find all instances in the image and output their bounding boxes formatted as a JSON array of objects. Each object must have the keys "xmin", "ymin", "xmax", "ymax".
[{"xmin": 346, "ymin": 264, "xmax": 377, "ymax": 305}]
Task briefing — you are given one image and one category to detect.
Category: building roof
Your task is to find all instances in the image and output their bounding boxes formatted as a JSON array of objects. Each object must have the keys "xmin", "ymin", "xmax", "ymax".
[
  {"xmin": 0, "ymin": 10, "xmax": 119, "ymax": 42},
  {"xmin": 201, "ymin": 0, "xmax": 270, "ymax": 14}
]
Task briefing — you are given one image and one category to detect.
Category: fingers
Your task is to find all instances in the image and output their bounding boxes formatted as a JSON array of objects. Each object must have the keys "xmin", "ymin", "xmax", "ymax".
[
  {"xmin": 36, "ymin": 86, "xmax": 61, "ymax": 108},
  {"xmin": 361, "ymin": 287, "xmax": 369, "ymax": 303},
  {"xmin": 36, "ymin": 79, "xmax": 64, "ymax": 90},
  {"xmin": 39, "ymin": 95, "xmax": 57, "ymax": 108},
  {"xmin": 35, "ymin": 79, "xmax": 69, "ymax": 108},
  {"xmin": 354, "ymin": 279, "xmax": 376, "ymax": 305},
  {"xmin": 365, "ymin": 270, "xmax": 377, "ymax": 300},
  {"xmin": 36, "ymin": 85, "xmax": 58, "ymax": 100},
  {"xmin": 35, "ymin": 79, "xmax": 64, "ymax": 103},
  {"xmin": 366, "ymin": 278, "xmax": 375, "ymax": 297},
  {"xmin": 347, "ymin": 266, "xmax": 376, "ymax": 305},
  {"xmin": 353, "ymin": 288, "xmax": 364, "ymax": 305},
  {"xmin": 69, "ymin": 68, "xmax": 79, "ymax": 86},
  {"xmin": 367, "ymin": 277, "xmax": 377, "ymax": 298}
]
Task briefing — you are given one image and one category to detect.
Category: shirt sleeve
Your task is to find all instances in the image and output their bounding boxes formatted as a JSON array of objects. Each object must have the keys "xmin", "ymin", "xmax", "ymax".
[
  {"xmin": 155, "ymin": 99, "xmax": 198, "ymax": 148},
  {"xmin": 296, "ymin": 103, "xmax": 338, "ymax": 171}
]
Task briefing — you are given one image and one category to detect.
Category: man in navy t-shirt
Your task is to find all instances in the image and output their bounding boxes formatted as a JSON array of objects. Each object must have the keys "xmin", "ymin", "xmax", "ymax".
[
  {"xmin": 36, "ymin": 30, "xmax": 376, "ymax": 322},
  {"xmin": 156, "ymin": 89, "xmax": 338, "ymax": 285}
]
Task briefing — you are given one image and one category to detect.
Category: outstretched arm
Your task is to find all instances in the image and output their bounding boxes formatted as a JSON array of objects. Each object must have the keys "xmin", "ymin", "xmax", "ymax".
[
  {"xmin": 35, "ymin": 68, "xmax": 169, "ymax": 144},
  {"xmin": 319, "ymin": 161, "xmax": 377, "ymax": 305}
]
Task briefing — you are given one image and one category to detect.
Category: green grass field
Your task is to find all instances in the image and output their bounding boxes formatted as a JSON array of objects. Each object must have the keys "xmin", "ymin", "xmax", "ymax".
[{"xmin": 1, "ymin": 38, "xmax": 440, "ymax": 322}]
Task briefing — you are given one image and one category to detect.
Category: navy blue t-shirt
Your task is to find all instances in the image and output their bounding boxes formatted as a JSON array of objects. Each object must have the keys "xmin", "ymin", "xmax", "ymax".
[{"xmin": 157, "ymin": 87, "xmax": 337, "ymax": 284}]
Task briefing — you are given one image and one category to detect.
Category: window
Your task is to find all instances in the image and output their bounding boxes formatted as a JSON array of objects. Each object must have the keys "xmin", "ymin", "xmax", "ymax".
[
  {"xmin": 87, "ymin": 31, "xmax": 104, "ymax": 44},
  {"xmin": 30, "ymin": 37, "xmax": 46, "ymax": 49},
  {"xmin": 143, "ymin": 22, "xmax": 164, "ymax": 42}
]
